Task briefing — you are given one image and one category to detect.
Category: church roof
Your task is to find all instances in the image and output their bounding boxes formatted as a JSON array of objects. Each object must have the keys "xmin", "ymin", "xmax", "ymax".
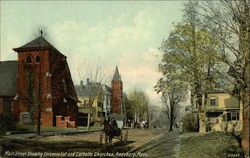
[
  {"xmin": 0, "ymin": 61, "xmax": 18, "ymax": 97},
  {"xmin": 13, "ymin": 36, "xmax": 53, "ymax": 52},
  {"xmin": 13, "ymin": 36, "xmax": 65, "ymax": 57},
  {"xmin": 113, "ymin": 66, "xmax": 121, "ymax": 81}
]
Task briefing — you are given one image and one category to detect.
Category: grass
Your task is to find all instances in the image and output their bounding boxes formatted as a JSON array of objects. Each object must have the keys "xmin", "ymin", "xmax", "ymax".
[{"xmin": 179, "ymin": 131, "xmax": 244, "ymax": 158}]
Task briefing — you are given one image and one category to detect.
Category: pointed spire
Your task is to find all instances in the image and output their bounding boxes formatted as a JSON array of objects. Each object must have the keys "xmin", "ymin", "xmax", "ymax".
[{"xmin": 113, "ymin": 66, "xmax": 121, "ymax": 81}]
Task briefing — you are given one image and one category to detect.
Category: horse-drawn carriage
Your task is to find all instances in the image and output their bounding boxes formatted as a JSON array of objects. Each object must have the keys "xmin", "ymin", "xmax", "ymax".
[{"xmin": 99, "ymin": 114, "xmax": 128, "ymax": 145}]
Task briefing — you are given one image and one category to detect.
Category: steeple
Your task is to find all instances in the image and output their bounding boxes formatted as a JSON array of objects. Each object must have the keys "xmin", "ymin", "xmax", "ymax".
[{"xmin": 113, "ymin": 66, "xmax": 121, "ymax": 81}]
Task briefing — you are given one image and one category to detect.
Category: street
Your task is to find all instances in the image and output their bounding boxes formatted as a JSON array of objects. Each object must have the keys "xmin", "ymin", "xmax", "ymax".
[
  {"xmin": 0, "ymin": 128, "xmax": 166, "ymax": 156},
  {"xmin": 133, "ymin": 131, "xmax": 181, "ymax": 158}
]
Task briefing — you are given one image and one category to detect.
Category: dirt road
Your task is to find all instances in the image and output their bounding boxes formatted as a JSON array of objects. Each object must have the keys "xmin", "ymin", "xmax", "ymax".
[{"xmin": 1, "ymin": 128, "xmax": 166, "ymax": 156}]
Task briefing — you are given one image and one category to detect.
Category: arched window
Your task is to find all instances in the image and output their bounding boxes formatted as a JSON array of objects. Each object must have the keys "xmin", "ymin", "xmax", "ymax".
[
  {"xmin": 35, "ymin": 56, "xmax": 40, "ymax": 63},
  {"xmin": 62, "ymin": 79, "xmax": 67, "ymax": 93},
  {"xmin": 26, "ymin": 56, "xmax": 31, "ymax": 63}
]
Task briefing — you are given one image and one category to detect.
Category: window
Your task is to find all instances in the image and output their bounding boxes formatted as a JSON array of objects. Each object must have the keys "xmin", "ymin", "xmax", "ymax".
[
  {"xmin": 35, "ymin": 56, "xmax": 40, "ymax": 63},
  {"xmin": 231, "ymin": 111, "xmax": 239, "ymax": 120},
  {"xmin": 21, "ymin": 112, "xmax": 30, "ymax": 121},
  {"xmin": 62, "ymin": 79, "xmax": 67, "ymax": 93},
  {"xmin": 27, "ymin": 56, "xmax": 31, "ymax": 63},
  {"xmin": 210, "ymin": 97, "xmax": 216, "ymax": 106}
]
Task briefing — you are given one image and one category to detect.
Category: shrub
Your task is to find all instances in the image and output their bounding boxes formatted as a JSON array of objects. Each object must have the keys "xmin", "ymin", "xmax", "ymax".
[
  {"xmin": 181, "ymin": 112, "xmax": 198, "ymax": 132},
  {"xmin": 0, "ymin": 113, "xmax": 17, "ymax": 133}
]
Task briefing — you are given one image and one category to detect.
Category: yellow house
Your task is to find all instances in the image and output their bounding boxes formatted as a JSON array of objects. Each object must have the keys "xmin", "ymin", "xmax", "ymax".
[
  {"xmin": 205, "ymin": 89, "xmax": 242, "ymax": 132},
  {"xmin": 75, "ymin": 79, "xmax": 104, "ymax": 126}
]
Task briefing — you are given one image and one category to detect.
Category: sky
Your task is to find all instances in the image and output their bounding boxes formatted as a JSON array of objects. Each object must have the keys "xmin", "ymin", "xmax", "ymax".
[{"xmin": 0, "ymin": 1, "xmax": 184, "ymax": 105}]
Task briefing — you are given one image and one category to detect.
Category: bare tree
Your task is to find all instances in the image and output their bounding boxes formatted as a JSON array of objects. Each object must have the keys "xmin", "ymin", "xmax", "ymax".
[{"xmin": 127, "ymin": 89, "xmax": 149, "ymax": 125}]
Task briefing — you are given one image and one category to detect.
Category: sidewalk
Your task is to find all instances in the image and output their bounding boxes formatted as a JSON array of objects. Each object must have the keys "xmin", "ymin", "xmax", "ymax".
[
  {"xmin": 1, "ymin": 129, "xmax": 102, "ymax": 140},
  {"xmin": 129, "ymin": 130, "xmax": 168, "ymax": 153},
  {"xmin": 132, "ymin": 130, "xmax": 181, "ymax": 158}
]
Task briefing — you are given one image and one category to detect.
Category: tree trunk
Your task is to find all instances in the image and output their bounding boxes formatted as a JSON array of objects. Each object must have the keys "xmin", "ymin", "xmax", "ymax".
[
  {"xmin": 37, "ymin": 110, "xmax": 41, "ymax": 135},
  {"xmin": 169, "ymin": 112, "xmax": 173, "ymax": 131},
  {"xmin": 199, "ymin": 112, "xmax": 206, "ymax": 133},
  {"xmin": 242, "ymin": 89, "xmax": 249, "ymax": 152},
  {"xmin": 241, "ymin": 1, "xmax": 249, "ymax": 151},
  {"xmin": 197, "ymin": 92, "xmax": 206, "ymax": 133},
  {"xmin": 169, "ymin": 103, "xmax": 174, "ymax": 132},
  {"xmin": 87, "ymin": 112, "xmax": 91, "ymax": 130}
]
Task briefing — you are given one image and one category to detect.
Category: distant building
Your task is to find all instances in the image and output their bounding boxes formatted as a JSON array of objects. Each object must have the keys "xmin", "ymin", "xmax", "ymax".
[
  {"xmin": 75, "ymin": 66, "xmax": 124, "ymax": 126},
  {"xmin": 75, "ymin": 79, "xmax": 104, "ymax": 126},
  {"xmin": 111, "ymin": 66, "xmax": 123, "ymax": 114},
  {"xmin": 102, "ymin": 84, "xmax": 112, "ymax": 117},
  {"xmin": 0, "ymin": 35, "xmax": 79, "ymax": 127}
]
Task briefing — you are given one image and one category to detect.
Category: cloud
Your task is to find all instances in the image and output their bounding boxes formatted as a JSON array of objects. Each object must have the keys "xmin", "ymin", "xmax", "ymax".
[
  {"xmin": 1, "ymin": 32, "xmax": 22, "ymax": 60},
  {"xmin": 46, "ymin": 7, "xmax": 167, "ymax": 103},
  {"xmin": 1, "ymin": 5, "xmax": 169, "ymax": 104}
]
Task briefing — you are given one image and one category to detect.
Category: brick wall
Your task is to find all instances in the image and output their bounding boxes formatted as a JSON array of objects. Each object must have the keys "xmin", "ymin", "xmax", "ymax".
[
  {"xmin": 13, "ymin": 43, "xmax": 78, "ymax": 127},
  {"xmin": 56, "ymin": 115, "xmax": 76, "ymax": 128},
  {"xmin": 111, "ymin": 81, "xmax": 123, "ymax": 114}
]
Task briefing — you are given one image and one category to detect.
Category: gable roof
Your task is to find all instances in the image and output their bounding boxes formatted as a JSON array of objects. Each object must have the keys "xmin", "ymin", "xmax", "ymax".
[
  {"xmin": 113, "ymin": 66, "xmax": 121, "ymax": 81},
  {"xmin": 75, "ymin": 82, "xmax": 102, "ymax": 97},
  {"xmin": 0, "ymin": 61, "xmax": 18, "ymax": 97}
]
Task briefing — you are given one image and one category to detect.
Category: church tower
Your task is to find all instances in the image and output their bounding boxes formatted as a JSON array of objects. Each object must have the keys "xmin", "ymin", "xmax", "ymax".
[
  {"xmin": 13, "ymin": 32, "xmax": 78, "ymax": 127},
  {"xmin": 111, "ymin": 66, "xmax": 123, "ymax": 114}
]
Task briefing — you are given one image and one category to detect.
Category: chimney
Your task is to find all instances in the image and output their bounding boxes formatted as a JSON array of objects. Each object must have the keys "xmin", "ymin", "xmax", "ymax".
[
  {"xmin": 87, "ymin": 78, "xmax": 89, "ymax": 85},
  {"xmin": 80, "ymin": 80, "xmax": 83, "ymax": 87}
]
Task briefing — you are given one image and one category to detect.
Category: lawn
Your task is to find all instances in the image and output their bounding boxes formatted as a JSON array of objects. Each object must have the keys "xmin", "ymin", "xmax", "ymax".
[{"xmin": 179, "ymin": 131, "xmax": 244, "ymax": 158}]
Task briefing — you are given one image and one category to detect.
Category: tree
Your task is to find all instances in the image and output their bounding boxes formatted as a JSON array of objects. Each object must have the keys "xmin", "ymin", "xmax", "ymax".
[
  {"xmin": 155, "ymin": 77, "xmax": 187, "ymax": 131},
  {"xmin": 126, "ymin": 89, "xmax": 149, "ymax": 124},
  {"xmin": 78, "ymin": 65, "xmax": 107, "ymax": 130},
  {"xmin": 158, "ymin": 1, "xmax": 221, "ymax": 133},
  {"xmin": 200, "ymin": 0, "xmax": 249, "ymax": 152}
]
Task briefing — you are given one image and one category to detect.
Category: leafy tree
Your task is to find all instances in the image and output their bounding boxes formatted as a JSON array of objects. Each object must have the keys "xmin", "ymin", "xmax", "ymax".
[{"xmin": 158, "ymin": 1, "xmax": 221, "ymax": 133}]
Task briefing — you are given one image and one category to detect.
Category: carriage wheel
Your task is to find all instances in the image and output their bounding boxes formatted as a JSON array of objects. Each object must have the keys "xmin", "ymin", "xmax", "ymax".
[{"xmin": 99, "ymin": 132, "xmax": 103, "ymax": 145}]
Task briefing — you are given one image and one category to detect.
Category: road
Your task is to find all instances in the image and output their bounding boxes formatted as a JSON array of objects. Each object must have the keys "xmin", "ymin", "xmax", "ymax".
[{"xmin": 133, "ymin": 130, "xmax": 181, "ymax": 158}]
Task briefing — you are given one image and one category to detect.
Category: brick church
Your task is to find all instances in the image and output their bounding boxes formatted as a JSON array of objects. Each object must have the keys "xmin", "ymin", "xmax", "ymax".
[
  {"xmin": 111, "ymin": 66, "xmax": 123, "ymax": 114},
  {"xmin": 0, "ymin": 34, "xmax": 78, "ymax": 127}
]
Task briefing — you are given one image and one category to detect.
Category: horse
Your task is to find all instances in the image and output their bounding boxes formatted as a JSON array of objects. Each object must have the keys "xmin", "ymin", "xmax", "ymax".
[
  {"xmin": 103, "ymin": 122, "xmax": 114, "ymax": 143},
  {"xmin": 102, "ymin": 119, "xmax": 121, "ymax": 144}
]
